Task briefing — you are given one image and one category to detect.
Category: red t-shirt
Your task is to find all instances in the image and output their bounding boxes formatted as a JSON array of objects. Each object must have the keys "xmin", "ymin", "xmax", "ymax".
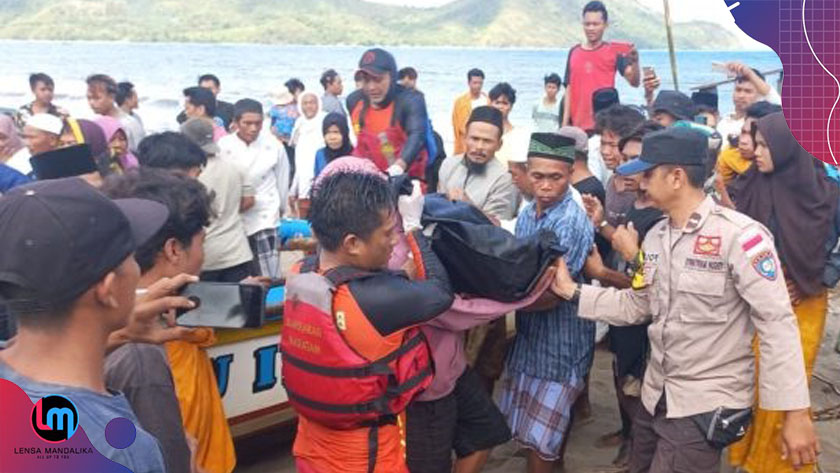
[{"xmin": 564, "ymin": 42, "xmax": 631, "ymax": 132}]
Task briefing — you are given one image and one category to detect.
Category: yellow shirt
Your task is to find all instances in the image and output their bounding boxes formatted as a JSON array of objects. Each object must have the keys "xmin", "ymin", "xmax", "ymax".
[
  {"xmin": 166, "ymin": 329, "xmax": 236, "ymax": 473},
  {"xmin": 717, "ymin": 147, "xmax": 752, "ymax": 184},
  {"xmin": 452, "ymin": 92, "xmax": 487, "ymax": 155}
]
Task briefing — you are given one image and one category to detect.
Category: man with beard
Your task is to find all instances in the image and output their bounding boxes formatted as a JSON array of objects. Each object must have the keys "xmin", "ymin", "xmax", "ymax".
[
  {"xmin": 438, "ymin": 106, "xmax": 516, "ymax": 224},
  {"xmin": 348, "ymin": 48, "xmax": 431, "ymax": 179},
  {"xmin": 437, "ymin": 106, "xmax": 516, "ymax": 395}
]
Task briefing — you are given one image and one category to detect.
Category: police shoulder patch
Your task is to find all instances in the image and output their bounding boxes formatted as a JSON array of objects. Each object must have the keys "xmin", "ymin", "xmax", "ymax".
[{"xmin": 751, "ymin": 249, "xmax": 777, "ymax": 281}]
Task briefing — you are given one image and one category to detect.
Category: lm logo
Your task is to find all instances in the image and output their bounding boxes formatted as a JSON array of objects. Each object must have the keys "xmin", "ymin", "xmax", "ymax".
[{"xmin": 31, "ymin": 395, "xmax": 79, "ymax": 443}]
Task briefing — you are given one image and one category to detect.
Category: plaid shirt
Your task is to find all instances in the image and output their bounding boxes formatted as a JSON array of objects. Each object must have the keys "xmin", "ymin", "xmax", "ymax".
[{"xmin": 506, "ymin": 189, "xmax": 596, "ymax": 382}]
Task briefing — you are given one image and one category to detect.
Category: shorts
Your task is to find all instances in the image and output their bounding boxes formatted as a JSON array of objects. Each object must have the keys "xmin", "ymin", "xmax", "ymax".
[{"xmin": 405, "ymin": 367, "xmax": 511, "ymax": 473}]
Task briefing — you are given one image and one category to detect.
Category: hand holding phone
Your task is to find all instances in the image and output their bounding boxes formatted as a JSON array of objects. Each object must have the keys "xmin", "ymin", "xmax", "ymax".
[{"xmin": 176, "ymin": 282, "xmax": 266, "ymax": 329}]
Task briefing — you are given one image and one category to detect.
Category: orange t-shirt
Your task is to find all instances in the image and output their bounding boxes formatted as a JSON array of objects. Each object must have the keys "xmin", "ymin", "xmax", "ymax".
[
  {"xmin": 352, "ymin": 102, "xmax": 393, "ymax": 136},
  {"xmin": 291, "ymin": 284, "xmax": 411, "ymax": 473},
  {"xmin": 165, "ymin": 329, "xmax": 236, "ymax": 473}
]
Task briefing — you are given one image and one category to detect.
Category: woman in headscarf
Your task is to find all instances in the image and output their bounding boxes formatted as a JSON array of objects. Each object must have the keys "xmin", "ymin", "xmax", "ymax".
[
  {"xmin": 0, "ymin": 115, "xmax": 25, "ymax": 163},
  {"xmin": 289, "ymin": 91, "xmax": 326, "ymax": 217},
  {"xmin": 314, "ymin": 112, "xmax": 353, "ymax": 178},
  {"xmin": 95, "ymin": 116, "xmax": 139, "ymax": 174},
  {"xmin": 729, "ymin": 112, "xmax": 838, "ymax": 473}
]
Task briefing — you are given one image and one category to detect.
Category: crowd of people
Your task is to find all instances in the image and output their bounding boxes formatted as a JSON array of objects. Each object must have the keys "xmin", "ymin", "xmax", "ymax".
[{"xmin": 0, "ymin": 1, "xmax": 837, "ymax": 473}]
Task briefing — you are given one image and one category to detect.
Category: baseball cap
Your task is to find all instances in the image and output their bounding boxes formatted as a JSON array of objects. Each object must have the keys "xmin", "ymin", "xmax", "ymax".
[
  {"xmin": 616, "ymin": 127, "xmax": 708, "ymax": 176},
  {"xmin": 30, "ymin": 144, "xmax": 98, "ymax": 180},
  {"xmin": 25, "ymin": 113, "xmax": 64, "ymax": 135},
  {"xmin": 557, "ymin": 126, "xmax": 588, "ymax": 155},
  {"xmin": 357, "ymin": 48, "xmax": 397, "ymax": 78},
  {"xmin": 0, "ymin": 178, "xmax": 168, "ymax": 305},
  {"xmin": 652, "ymin": 90, "xmax": 696, "ymax": 121},
  {"xmin": 180, "ymin": 118, "xmax": 218, "ymax": 156}
]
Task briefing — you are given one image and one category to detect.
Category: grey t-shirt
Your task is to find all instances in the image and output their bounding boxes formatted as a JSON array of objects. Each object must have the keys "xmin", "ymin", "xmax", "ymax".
[
  {"xmin": 605, "ymin": 175, "xmax": 637, "ymax": 227},
  {"xmin": 199, "ymin": 154, "xmax": 254, "ymax": 271},
  {"xmin": 0, "ymin": 359, "xmax": 166, "ymax": 473},
  {"xmin": 106, "ymin": 343, "xmax": 191, "ymax": 473},
  {"xmin": 321, "ymin": 93, "xmax": 345, "ymax": 116}
]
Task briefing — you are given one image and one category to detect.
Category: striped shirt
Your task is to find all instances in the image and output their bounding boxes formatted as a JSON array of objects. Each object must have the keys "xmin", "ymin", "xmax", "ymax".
[{"xmin": 506, "ymin": 189, "xmax": 596, "ymax": 382}]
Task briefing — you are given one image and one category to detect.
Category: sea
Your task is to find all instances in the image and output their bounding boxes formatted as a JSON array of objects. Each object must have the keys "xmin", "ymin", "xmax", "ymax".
[{"xmin": 0, "ymin": 40, "xmax": 782, "ymax": 150}]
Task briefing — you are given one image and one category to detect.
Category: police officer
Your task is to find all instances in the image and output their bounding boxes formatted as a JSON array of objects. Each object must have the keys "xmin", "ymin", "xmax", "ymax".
[{"xmin": 552, "ymin": 127, "xmax": 820, "ymax": 473}]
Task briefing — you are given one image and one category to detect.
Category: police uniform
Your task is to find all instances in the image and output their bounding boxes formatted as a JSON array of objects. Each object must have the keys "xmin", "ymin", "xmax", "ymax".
[{"xmin": 575, "ymin": 128, "xmax": 810, "ymax": 473}]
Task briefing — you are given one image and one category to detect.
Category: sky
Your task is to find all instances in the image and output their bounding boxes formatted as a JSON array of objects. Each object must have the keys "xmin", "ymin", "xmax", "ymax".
[{"xmin": 363, "ymin": 0, "xmax": 767, "ymax": 49}]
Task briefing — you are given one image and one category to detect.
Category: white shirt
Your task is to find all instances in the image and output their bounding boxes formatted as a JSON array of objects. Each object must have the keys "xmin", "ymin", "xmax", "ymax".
[
  {"xmin": 717, "ymin": 87, "xmax": 783, "ymax": 150},
  {"xmin": 218, "ymin": 132, "xmax": 289, "ymax": 236},
  {"xmin": 496, "ymin": 125, "xmax": 531, "ymax": 166},
  {"xmin": 6, "ymin": 147, "xmax": 32, "ymax": 176},
  {"xmin": 587, "ymin": 134, "xmax": 612, "ymax": 184}
]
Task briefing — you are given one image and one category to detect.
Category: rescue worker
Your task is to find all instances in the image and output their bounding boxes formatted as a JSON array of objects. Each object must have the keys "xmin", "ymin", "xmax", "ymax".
[
  {"xmin": 551, "ymin": 127, "xmax": 821, "ymax": 473},
  {"xmin": 281, "ymin": 168, "xmax": 454, "ymax": 473},
  {"xmin": 348, "ymin": 48, "xmax": 430, "ymax": 180}
]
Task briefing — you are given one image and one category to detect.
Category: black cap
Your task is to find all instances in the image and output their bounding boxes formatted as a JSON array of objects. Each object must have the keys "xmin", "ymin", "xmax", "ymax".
[
  {"xmin": 0, "ymin": 178, "xmax": 168, "ymax": 304},
  {"xmin": 30, "ymin": 144, "xmax": 98, "ymax": 181},
  {"xmin": 652, "ymin": 90, "xmax": 696, "ymax": 121},
  {"xmin": 593, "ymin": 87, "xmax": 620, "ymax": 115},
  {"xmin": 616, "ymin": 127, "xmax": 707, "ymax": 176},
  {"xmin": 357, "ymin": 48, "xmax": 397, "ymax": 78},
  {"xmin": 691, "ymin": 87, "xmax": 719, "ymax": 111},
  {"xmin": 466, "ymin": 106, "xmax": 504, "ymax": 132}
]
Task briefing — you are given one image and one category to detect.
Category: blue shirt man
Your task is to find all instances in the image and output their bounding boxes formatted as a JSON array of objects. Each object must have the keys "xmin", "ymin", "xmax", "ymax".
[{"xmin": 499, "ymin": 132, "xmax": 595, "ymax": 469}]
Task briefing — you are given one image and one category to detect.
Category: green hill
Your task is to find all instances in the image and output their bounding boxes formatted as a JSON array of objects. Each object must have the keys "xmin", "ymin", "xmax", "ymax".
[{"xmin": 0, "ymin": 0, "xmax": 740, "ymax": 49}]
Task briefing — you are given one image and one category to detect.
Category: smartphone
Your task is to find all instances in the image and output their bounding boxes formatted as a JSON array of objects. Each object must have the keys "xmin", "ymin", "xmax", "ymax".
[
  {"xmin": 643, "ymin": 66, "xmax": 655, "ymax": 80},
  {"xmin": 176, "ymin": 282, "xmax": 266, "ymax": 329}
]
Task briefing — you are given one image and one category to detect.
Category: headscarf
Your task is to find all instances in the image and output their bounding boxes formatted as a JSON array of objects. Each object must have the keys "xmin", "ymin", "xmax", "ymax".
[
  {"xmin": 291, "ymin": 92, "xmax": 327, "ymax": 199},
  {"xmin": 736, "ymin": 112, "xmax": 838, "ymax": 295},
  {"xmin": 314, "ymin": 155, "xmax": 385, "ymax": 188},
  {"xmin": 322, "ymin": 112, "xmax": 353, "ymax": 164},
  {"xmin": 311, "ymin": 155, "xmax": 405, "ymax": 267},
  {"xmin": 0, "ymin": 114, "xmax": 24, "ymax": 160},
  {"xmin": 94, "ymin": 116, "xmax": 139, "ymax": 172}
]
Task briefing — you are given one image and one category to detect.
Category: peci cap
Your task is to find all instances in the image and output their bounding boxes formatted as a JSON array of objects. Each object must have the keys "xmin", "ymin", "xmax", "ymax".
[
  {"xmin": 30, "ymin": 144, "xmax": 97, "ymax": 180},
  {"xmin": 527, "ymin": 132, "xmax": 576, "ymax": 165},
  {"xmin": 557, "ymin": 126, "xmax": 589, "ymax": 155},
  {"xmin": 466, "ymin": 106, "xmax": 504, "ymax": 133},
  {"xmin": 592, "ymin": 87, "xmax": 620, "ymax": 115},
  {"xmin": 0, "ymin": 177, "xmax": 168, "ymax": 305},
  {"xmin": 25, "ymin": 113, "xmax": 64, "ymax": 136},
  {"xmin": 652, "ymin": 90, "xmax": 697, "ymax": 121},
  {"xmin": 616, "ymin": 127, "xmax": 708, "ymax": 176},
  {"xmin": 180, "ymin": 118, "xmax": 218, "ymax": 156},
  {"xmin": 357, "ymin": 48, "xmax": 397, "ymax": 78}
]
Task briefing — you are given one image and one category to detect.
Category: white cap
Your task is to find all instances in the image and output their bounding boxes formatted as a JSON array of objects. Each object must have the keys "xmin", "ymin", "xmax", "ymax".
[{"xmin": 25, "ymin": 114, "xmax": 64, "ymax": 136}]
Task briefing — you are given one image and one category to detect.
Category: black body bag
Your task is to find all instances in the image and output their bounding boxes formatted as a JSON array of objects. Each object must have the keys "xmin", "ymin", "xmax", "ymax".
[
  {"xmin": 421, "ymin": 194, "xmax": 565, "ymax": 302},
  {"xmin": 690, "ymin": 407, "xmax": 753, "ymax": 449}
]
